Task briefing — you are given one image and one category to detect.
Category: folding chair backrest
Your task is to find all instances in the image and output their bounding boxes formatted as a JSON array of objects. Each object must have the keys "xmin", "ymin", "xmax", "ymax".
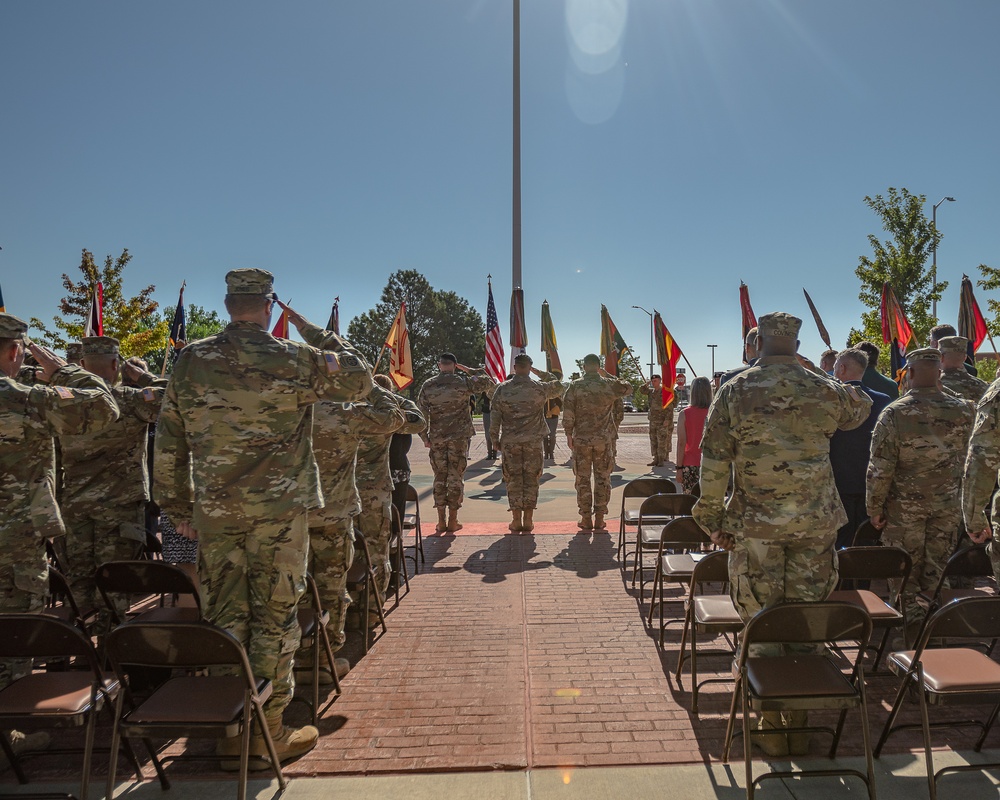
[
  {"xmin": 0, "ymin": 614, "xmax": 96, "ymax": 662},
  {"xmin": 95, "ymin": 560, "xmax": 202, "ymax": 610},
  {"xmin": 940, "ymin": 544, "xmax": 993, "ymax": 581},
  {"xmin": 48, "ymin": 566, "xmax": 85, "ymax": 616},
  {"xmin": 691, "ymin": 549, "xmax": 729, "ymax": 586},
  {"xmin": 106, "ymin": 621, "xmax": 249, "ymax": 672},
  {"xmin": 922, "ymin": 596, "xmax": 1000, "ymax": 644},
  {"xmin": 657, "ymin": 516, "xmax": 711, "ymax": 549},
  {"xmin": 622, "ymin": 478, "xmax": 676, "ymax": 501},
  {"xmin": 638, "ymin": 493, "xmax": 696, "ymax": 520},
  {"xmin": 837, "ymin": 546, "xmax": 911, "ymax": 584},
  {"xmin": 744, "ymin": 602, "xmax": 871, "ymax": 648},
  {"xmin": 405, "ymin": 484, "xmax": 419, "ymax": 503}
]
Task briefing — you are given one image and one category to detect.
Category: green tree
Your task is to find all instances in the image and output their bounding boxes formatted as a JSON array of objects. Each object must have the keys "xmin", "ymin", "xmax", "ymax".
[
  {"xmin": 143, "ymin": 304, "xmax": 226, "ymax": 373},
  {"xmin": 347, "ymin": 269, "xmax": 485, "ymax": 390},
  {"xmin": 976, "ymin": 264, "xmax": 1000, "ymax": 338},
  {"xmin": 848, "ymin": 188, "xmax": 945, "ymax": 368},
  {"xmin": 30, "ymin": 248, "xmax": 167, "ymax": 358}
]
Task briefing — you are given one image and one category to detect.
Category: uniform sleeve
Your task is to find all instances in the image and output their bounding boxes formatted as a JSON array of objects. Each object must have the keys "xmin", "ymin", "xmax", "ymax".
[
  {"xmin": 297, "ymin": 319, "xmax": 374, "ymax": 404},
  {"xmin": 562, "ymin": 387, "xmax": 576, "ymax": 439},
  {"xmin": 346, "ymin": 385, "xmax": 406, "ymax": 435},
  {"xmin": 29, "ymin": 365, "xmax": 120, "ymax": 437},
  {"xmin": 963, "ymin": 395, "xmax": 1000, "ymax": 531},
  {"xmin": 397, "ymin": 397, "xmax": 427, "ymax": 435},
  {"xmin": 489, "ymin": 389, "xmax": 503, "ymax": 445},
  {"xmin": 692, "ymin": 391, "xmax": 735, "ymax": 534},
  {"xmin": 116, "ymin": 380, "xmax": 168, "ymax": 424},
  {"xmin": 152, "ymin": 375, "xmax": 194, "ymax": 521},
  {"xmin": 834, "ymin": 382, "xmax": 873, "ymax": 431},
  {"xmin": 416, "ymin": 383, "xmax": 431, "ymax": 443},
  {"xmin": 468, "ymin": 370, "xmax": 498, "ymax": 397},
  {"xmin": 866, "ymin": 408, "xmax": 898, "ymax": 518},
  {"xmin": 542, "ymin": 379, "xmax": 565, "ymax": 401},
  {"xmin": 610, "ymin": 378, "xmax": 631, "ymax": 397}
]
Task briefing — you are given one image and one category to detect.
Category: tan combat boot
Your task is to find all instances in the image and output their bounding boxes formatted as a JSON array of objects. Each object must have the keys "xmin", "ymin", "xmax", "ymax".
[
  {"xmin": 521, "ymin": 509, "xmax": 534, "ymax": 533},
  {"xmin": 447, "ymin": 507, "xmax": 463, "ymax": 532},
  {"xmin": 784, "ymin": 710, "xmax": 810, "ymax": 756},
  {"xmin": 593, "ymin": 513, "xmax": 607, "ymax": 530},
  {"xmin": 218, "ymin": 717, "xmax": 319, "ymax": 770},
  {"xmin": 578, "ymin": 514, "xmax": 593, "ymax": 530},
  {"xmin": 755, "ymin": 711, "xmax": 789, "ymax": 758},
  {"xmin": 295, "ymin": 650, "xmax": 351, "ymax": 686},
  {"xmin": 435, "ymin": 506, "xmax": 447, "ymax": 533},
  {"xmin": 508, "ymin": 510, "xmax": 523, "ymax": 533}
]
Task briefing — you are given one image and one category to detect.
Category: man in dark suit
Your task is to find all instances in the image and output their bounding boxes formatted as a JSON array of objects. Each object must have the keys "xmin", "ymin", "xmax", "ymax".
[{"xmin": 830, "ymin": 347, "xmax": 892, "ymax": 548}]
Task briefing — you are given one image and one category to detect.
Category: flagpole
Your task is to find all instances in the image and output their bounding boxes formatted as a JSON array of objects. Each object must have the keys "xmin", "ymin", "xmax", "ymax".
[{"xmin": 511, "ymin": 0, "xmax": 522, "ymax": 301}]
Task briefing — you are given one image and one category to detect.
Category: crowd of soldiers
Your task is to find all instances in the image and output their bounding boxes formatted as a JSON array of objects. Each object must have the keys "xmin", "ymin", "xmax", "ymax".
[
  {"xmin": 692, "ymin": 312, "xmax": 1000, "ymax": 757},
  {"xmin": 5, "ymin": 272, "xmax": 1000, "ymax": 770}
]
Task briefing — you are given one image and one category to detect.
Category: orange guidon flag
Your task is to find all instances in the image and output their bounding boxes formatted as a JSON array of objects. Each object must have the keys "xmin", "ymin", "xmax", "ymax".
[
  {"xmin": 654, "ymin": 311, "xmax": 683, "ymax": 407},
  {"xmin": 385, "ymin": 302, "xmax": 413, "ymax": 390}
]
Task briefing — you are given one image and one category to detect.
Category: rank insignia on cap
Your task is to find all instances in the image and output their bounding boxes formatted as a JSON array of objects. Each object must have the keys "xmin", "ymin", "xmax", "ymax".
[
  {"xmin": 54, "ymin": 386, "xmax": 74, "ymax": 400},
  {"xmin": 325, "ymin": 353, "xmax": 340, "ymax": 373}
]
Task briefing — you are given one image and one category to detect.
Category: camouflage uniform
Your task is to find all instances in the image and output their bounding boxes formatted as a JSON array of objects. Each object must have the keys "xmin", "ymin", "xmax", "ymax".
[
  {"xmin": 637, "ymin": 382, "xmax": 676, "ymax": 465},
  {"xmin": 308, "ymin": 386, "xmax": 403, "ymax": 647},
  {"xmin": 562, "ymin": 372, "xmax": 630, "ymax": 517},
  {"xmin": 59, "ymin": 337, "xmax": 167, "ymax": 629},
  {"xmin": 940, "ymin": 369, "xmax": 989, "ymax": 403},
  {"xmin": 868, "ymin": 362, "xmax": 975, "ymax": 625},
  {"xmin": 489, "ymin": 372, "xmax": 564, "ymax": 510},
  {"xmin": 963, "ymin": 378, "xmax": 1000, "ymax": 583},
  {"xmin": 153, "ymin": 271, "xmax": 372, "ymax": 721},
  {"xmin": 692, "ymin": 314, "xmax": 872, "ymax": 654},
  {"xmin": 417, "ymin": 369, "xmax": 497, "ymax": 510},
  {"xmin": 0, "ymin": 314, "xmax": 120, "ymax": 688}
]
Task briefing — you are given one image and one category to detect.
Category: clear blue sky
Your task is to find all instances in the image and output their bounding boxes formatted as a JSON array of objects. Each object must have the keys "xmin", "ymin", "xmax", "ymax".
[{"xmin": 3, "ymin": 1, "xmax": 1000, "ymax": 377}]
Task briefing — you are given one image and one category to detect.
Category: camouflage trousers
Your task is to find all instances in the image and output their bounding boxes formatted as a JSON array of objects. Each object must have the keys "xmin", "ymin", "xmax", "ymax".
[
  {"xmin": 429, "ymin": 439, "xmax": 469, "ymax": 509},
  {"xmin": 357, "ymin": 481, "xmax": 392, "ymax": 594},
  {"xmin": 884, "ymin": 507, "xmax": 959, "ymax": 625},
  {"xmin": 199, "ymin": 514, "xmax": 308, "ymax": 722},
  {"xmin": 306, "ymin": 518, "xmax": 355, "ymax": 651},
  {"xmin": 572, "ymin": 441, "xmax": 614, "ymax": 515},
  {"xmin": 0, "ymin": 541, "xmax": 48, "ymax": 690},
  {"xmin": 729, "ymin": 531, "xmax": 839, "ymax": 657},
  {"xmin": 500, "ymin": 442, "xmax": 544, "ymax": 510},
  {"xmin": 648, "ymin": 414, "xmax": 674, "ymax": 464},
  {"xmin": 63, "ymin": 503, "xmax": 146, "ymax": 634}
]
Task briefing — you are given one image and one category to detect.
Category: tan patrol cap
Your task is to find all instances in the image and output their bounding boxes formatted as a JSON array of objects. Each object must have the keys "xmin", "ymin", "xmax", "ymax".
[
  {"xmin": 66, "ymin": 342, "xmax": 84, "ymax": 361},
  {"xmin": 937, "ymin": 335, "xmax": 969, "ymax": 355},
  {"xmin": 82, "ymin": 336, "xmax": 120, "ymax": 357},
  {"xmin": 0, "ymin": 313, "xmax": 29, "ymax": 341},
  {"xmin": 225, "ymin": 268, "xmax": 276, "ymax": 296},
  {"xmin": 757, "ymin": 312, "xmax": 801, "ymax": 339},
  {"xmin": 906, "ymin": 347, "xmax": 942, "ymax": 364}
]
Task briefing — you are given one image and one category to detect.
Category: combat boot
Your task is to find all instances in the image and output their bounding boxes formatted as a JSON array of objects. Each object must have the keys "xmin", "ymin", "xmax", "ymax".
[
  {"xmin": 755, "ymin": 711, "xmax": 788, "ymax": 757},
  {"xmin": 593, "ymin": 513, "xmax": 607, "ymax": 530},
  {"xmin": 217, "ymin": 718, "xmax": 319, "ymax": 770},
  {"xmin": 578, "ymin": 514, "xmax": 593, "ymax": 530},
  {"xmin": 447, "ymin": 507, "xmax": 463, "ymax": 532},
  {"xmin": 509, "ymin": 510, "xmax": 523, "ymax": 533},
  {"xmin": 521, "ymin": 509, "xmax": 534, "ymax": 533},
  {"xmin": 1, "ymin": 730, "xmax": 50, "ymax": 765},
  {"xmin": 784, "ymin": 710, "xmax": 810, "ymax": 755},
  {"xmin": 435, "ymin": 507, "xmax": 447, "ymax": 533}
]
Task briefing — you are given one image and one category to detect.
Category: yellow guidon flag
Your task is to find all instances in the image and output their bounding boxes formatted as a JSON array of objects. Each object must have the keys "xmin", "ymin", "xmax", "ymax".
[{"xmin": 385, "ymin": 301, "xmax": 413, "ymax": 390}]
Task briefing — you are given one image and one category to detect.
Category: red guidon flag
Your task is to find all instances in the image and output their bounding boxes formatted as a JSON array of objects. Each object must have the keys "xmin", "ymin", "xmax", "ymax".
[
  {"xmin": 739, "ymin": 282, "xmax": 756, "ymax": 362},
  {"xmin": 654, "ymin": 311, "xmax": 683, "ymax": 407},
  {"xmin": 271, "ymin": 305, "xmax": 289, "ymax": 339},
  {"xmin": 385, "ymin": 301, "xmax": 413, "ymax": 390}
]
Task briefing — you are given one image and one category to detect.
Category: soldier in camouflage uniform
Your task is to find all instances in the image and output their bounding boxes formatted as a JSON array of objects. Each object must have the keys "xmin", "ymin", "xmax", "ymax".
[
  {"xmin": 59, "ymin": 336, "xmax": 167, "ymax": 632},
  {"xmin": 154, "ymin": 270, "xmax": 371, "ymax": 765},
  {"xmin": 938, "ymin": 336, "xmax": 988, "ymax": 402},
  {"xmin": 0, "ymin": 314, "xmax": 119, "ymax": 755},
  {"xmin": 962, "ymin": 371, "xmax": 1000, "ymax": 583},
  {"xmin": 489, "ymin": 354, "xmax": 564, "ymax": 532},
  {"xmin": 417, "ymin": 353, "xmax": 497, "ymax": 533},
  {"xmin": 562, "ymin": 354, "xmax": 631, "ymax": 531},
  {"xmin": 637, "ymin": 375, "xmax": 676, "ymax": 467},
  {"xmin": 868, "ymin": 347, "xmax": 975, "ymax": 643},
  {"xmin": 693, "ymin": 312, "xmax": 871, "ymax": 757}
]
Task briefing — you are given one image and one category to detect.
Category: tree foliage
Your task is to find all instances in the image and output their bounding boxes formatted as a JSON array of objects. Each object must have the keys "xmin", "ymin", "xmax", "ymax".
[
  {"xmin": 976, "ymin": 264, "xmax": 1000, "ymax": 338},
  {"xmin": 143, "ymin": 304, "xmax": 226, "ymax": 373},
  {"xmin": 30, "ymin": 248, "xmax": 167, "ymax": 358},
  {"xmin": 848, "ymin": 188, "xmax": 945, "ymax": 364},
  {"xmin": 346, "ymin": 269, "xmax": 485, "ymax": 391}
]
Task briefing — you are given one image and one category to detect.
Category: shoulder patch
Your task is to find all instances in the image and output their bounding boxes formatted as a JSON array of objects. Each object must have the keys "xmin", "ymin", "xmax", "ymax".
[
  {"xmin": 325, "ymin": 353, "xmax": 340, "ymax": 373},
  {"xmin": 142, "ymin": 388, "xmax": 156, "ymax": 402},
  {"xmin": 54, "ymin": 386, "xmax": 74, "ymax": 400}
]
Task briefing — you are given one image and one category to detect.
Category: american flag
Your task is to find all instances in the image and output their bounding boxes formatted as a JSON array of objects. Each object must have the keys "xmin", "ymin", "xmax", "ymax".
[{"xmin": 485, "ymin": 280, "xmax": 506, "ymax": 383}]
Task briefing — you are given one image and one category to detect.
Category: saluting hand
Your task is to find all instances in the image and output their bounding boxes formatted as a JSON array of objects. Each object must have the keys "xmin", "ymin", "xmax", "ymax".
[
  {"xmin": 29, "ymin": 342, "xmax": 67, "ymax": 384},
  {"xmin": 275, "ymin": 300, "xmax": 307, "ymax": 331}
]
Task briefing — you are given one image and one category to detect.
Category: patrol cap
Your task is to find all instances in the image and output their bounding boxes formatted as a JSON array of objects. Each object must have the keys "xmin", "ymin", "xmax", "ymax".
[
  {"xmin": 225, "ymin": 268, "xmax": 276, "ymax": 297},
  {"xmin": 438, "ymin": 352, "xmax": 457, "ymax": 363},
  {"xmin": 513, "ymin": 353, "xmax": 533, "ymax": 366},
  {"xmin": 0, "ymin": 313, "xmax": 29, "ymax": 341},
  {"xmin": 583, "ymin": 353, "xmax": 601, "ymax": 366},
  {"xmin": 82, "ymin": 336, "xmax": 120, "ymax": 357},
  {"xmin": 65, "ymin": 342, "xmax": 84, "ymax": 362},
  {"xmin": 650, "ymin": 374, "xmax": 662, "ymax": 381},
  {"xmin": 757, "ymin": 312, "xmax": 801, "ymax": 339},
  {"xmin": 906, "ymin": 347, "xmax": 942, "ymax": 365},
  {"xmin": 938, "ymin": 335, "xmax": 969, "ymax": 355},
  {"xmin": 745, "ymin": 326, "xmax": 759, "ymax": 346}
]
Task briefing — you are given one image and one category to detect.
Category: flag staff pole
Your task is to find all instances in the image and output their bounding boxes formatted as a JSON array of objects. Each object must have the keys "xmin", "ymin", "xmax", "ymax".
[{"xmin": 160, "ymin": 280, "xmax": 185, "ymax": 377}]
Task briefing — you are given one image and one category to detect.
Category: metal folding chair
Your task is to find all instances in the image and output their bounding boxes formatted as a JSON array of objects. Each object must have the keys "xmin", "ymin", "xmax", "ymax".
[{"xmin": 616, "ymin": 477, "xmax": 676, "ymax": 564}]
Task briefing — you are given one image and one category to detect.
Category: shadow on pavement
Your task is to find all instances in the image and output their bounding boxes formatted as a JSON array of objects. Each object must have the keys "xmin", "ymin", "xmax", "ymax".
[{"xmin": 463, "ymin": 534, "xmax": 552, "ymax": 584}]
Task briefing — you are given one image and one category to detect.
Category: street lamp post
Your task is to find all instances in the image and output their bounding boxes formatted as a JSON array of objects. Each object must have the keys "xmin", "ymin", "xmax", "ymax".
[
  {"xmin": 931, "ymin": 196, "xmax": 956, "ymax": 321},
  {"xmin": 707, "ymin": 344, "xmax": 718, "ymax": 376},
  {"xmin": 632, "ymin": 305, "xmax": 655, "ymax": 379}
]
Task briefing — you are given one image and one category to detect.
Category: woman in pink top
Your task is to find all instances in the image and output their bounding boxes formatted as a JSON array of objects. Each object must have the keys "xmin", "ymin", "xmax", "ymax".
[{"xmin": 675, "ymin": 376, "xmax": 712, "ymax": 494}]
